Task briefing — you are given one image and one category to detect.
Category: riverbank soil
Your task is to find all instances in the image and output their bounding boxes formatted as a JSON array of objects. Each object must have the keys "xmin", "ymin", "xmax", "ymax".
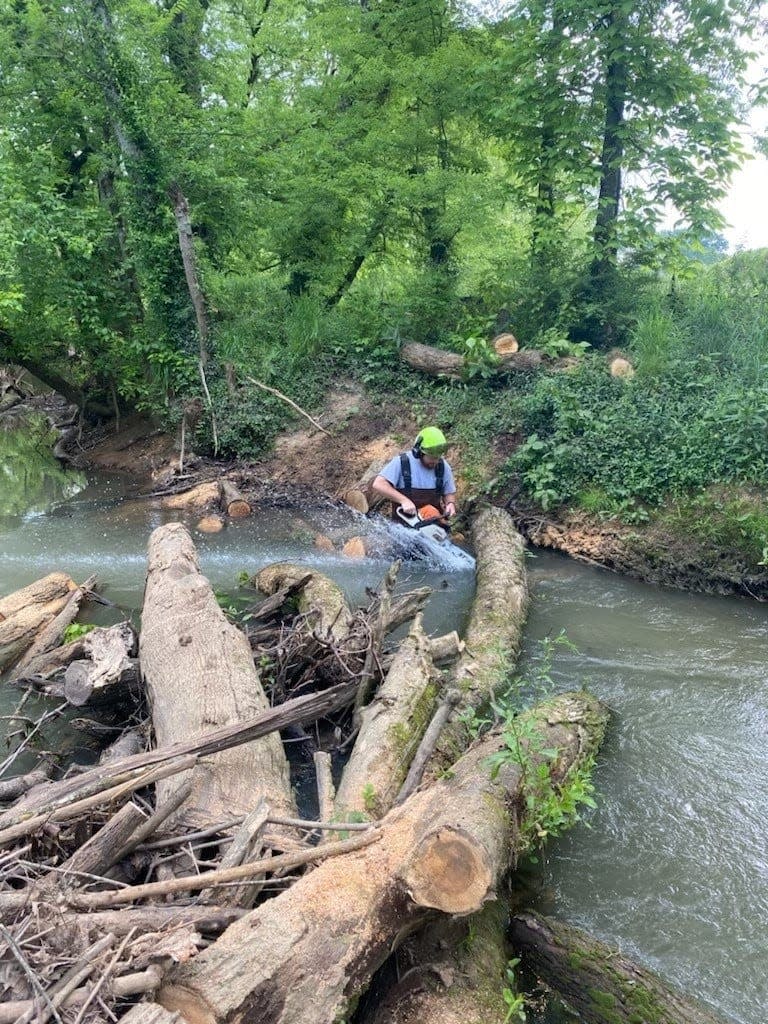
[{"xmin": 61, "ymin": 381, "xmax": 768, "ymax": 601}]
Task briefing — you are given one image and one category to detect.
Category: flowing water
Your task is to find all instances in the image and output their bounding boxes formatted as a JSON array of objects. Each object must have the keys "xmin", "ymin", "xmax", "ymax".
[{"xmin": 1, "ymin": 425, "xmax": 766, "ymax": 1023}]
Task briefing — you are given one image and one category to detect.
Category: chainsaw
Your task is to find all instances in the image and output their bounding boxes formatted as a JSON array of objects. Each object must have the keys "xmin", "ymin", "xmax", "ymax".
[{"xmin": 394, "ymin": 505, "xmax": 475, "ymax": 569}]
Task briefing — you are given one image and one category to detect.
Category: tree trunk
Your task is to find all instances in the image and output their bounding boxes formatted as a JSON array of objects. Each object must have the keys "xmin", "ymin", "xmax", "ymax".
[
  {"xmin": 400, "ymin": 341, "xmax": 542, "ymax": 379},
  {"xmin": 431, "ymin": 507, "xmax": 529, "ymax": 770},
  {"xmin": 139, "ymin": 523, "xmax": 296, "ymax": 832},
  {"xmin": 334, "ymin": 615, "xmax": 437, "ymax": 819},
  {"xmin": 168, "ymin": 182, "xmax": 210, "ymax": 366},
  {"xmin": 509, "ymin": 911, "xmax": 727, "ymax": 1024},
  {"xmin": 220, "ymin": 479, "xmax": 252, "ymax": 518},
  {"xmin": 0, "ymin": 572, "xmax": 77, "ymax": 671},
  {"xmin": 156, "ymin": 692, "xmax": 608, "ymax": 1024}
]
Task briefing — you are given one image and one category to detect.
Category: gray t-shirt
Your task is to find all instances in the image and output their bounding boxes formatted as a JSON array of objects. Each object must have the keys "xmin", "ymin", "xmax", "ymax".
[{"xmin": 380, "ymin": 452, "xmax": 456, "ymax": 495}]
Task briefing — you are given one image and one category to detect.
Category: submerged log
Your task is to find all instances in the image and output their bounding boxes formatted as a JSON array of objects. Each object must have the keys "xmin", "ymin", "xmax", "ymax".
[
  {"xmin": 140, "ymin": 524, "xmax": 297, "ymax": 832},
  {"xmin": 155, "ymin": 692, "xmax": 608, "ymax": 1024},
  {"xmin": 509, "ymin": 911, "xmax": 727, "ymax": 1024},
  {"xmin": 0, "ymin": 572, "xmax": 77, "ymax": 671}
]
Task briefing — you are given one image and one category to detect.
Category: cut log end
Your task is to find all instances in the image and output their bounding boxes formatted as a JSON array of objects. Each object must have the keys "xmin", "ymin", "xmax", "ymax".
[{"xmin": 403, "ymin": 827, "xmax": 494, "ymax": 914}]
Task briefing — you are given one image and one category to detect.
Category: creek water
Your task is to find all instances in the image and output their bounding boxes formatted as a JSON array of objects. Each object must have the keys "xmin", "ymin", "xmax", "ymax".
[{"xmin": 1, "ymin": 426, "xmax": 766, "ymax": 1024}]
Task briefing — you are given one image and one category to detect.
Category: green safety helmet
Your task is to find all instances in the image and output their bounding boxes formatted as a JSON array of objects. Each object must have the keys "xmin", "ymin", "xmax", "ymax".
[{"xmin": 414, "ymin": 426, "xmax": 448, "ymax": 457}]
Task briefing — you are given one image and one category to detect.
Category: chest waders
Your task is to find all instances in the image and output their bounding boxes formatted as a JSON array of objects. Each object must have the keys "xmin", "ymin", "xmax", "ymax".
[{"xmin": 390, "ymin": 453, "xmax": 446, "ymax": 519}]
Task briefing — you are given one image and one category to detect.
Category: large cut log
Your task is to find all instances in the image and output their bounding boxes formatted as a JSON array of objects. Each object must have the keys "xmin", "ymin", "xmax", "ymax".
[
  {"xmin": 509, "ymin": 911, "xmax": 727, "ymax": 1024},
  {"xmin": 431, "ymin": 507, "xmax": 528, "ymax": 769},
  {"xmin": 253, "ymin": 562, "xmax": 353, "ymax": 641},
  {"xmin": 162, "ymin": 481, "xmax": 221, "ymax": 511},
  {"xmin": 63, "ymin": 621, "xmax": 139, "ymax": 706},
  {"xmin": 155, "ymin": 692, "xmax": 608, "ymax": 1024},
  {"xmin": 335, "ymin": 614, "xmax": 437, "ymax": 819},
  {"xmin": 0, "ymin": 572, "xmax": 77, "ymax": 671},
  {"xmin": 139, "ymin": 523, "xmax": 296, "ymax": 832},
  {"xmin": 220, "ymin": 479, "xmax": 251, "ymax": 518},
  {"xmin": 400, "ymin": 341, "xmax": 543, "ymax": 380}
]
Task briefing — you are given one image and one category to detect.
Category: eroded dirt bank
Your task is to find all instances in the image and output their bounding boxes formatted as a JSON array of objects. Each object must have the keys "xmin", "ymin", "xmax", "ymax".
[{"xmin": 36, "ymin": 383, "xmax": 768, "ymax": 602}]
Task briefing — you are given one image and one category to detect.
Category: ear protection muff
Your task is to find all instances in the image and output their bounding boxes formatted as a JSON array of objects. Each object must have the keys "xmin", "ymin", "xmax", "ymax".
[{"xmin": 412, "ymin": 434, "xmax": 423, "ymax": 459}]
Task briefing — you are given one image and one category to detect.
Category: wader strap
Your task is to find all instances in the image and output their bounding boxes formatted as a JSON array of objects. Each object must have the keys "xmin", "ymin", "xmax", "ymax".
[{"xmin": 399, "ymin": 454, "xmax": 445, "ymax": 496}]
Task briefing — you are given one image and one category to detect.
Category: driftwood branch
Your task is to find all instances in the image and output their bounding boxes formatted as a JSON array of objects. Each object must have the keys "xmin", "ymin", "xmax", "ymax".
[{"xmin": 245, "ymin": 375, "xmax": 331, "ymax": 435}]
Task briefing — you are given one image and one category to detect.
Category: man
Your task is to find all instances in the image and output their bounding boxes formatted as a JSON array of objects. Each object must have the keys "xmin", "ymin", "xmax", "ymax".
[{"xmin": 372, "ymin": 426, "xmax": 457, "ymax": 520}]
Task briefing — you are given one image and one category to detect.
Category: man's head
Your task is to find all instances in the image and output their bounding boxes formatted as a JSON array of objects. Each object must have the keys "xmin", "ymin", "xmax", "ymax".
[{"xmin": 413, "ymin": 426, "xmax": 448, "ymax": 466}]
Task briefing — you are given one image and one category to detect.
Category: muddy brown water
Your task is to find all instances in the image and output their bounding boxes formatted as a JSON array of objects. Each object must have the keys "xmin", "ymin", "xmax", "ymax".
[{"xmin": 0, "ymin": 436, "xmax": 766, "ymax": 1024}]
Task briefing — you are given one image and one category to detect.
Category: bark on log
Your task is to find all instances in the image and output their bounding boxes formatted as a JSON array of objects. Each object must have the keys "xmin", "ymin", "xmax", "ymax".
[
  {"xmin": 220, "ymin": 480, "xmax": 252, "ymax": 518},
  {"xmin": 428, "ymin": 631, "xmax": 464, "ymax": 665},
  {"xmin": 63, "ymin": 621, "xmax": 139, "ymax": 706},
  {"xmin": 253, "ymin": 563, "xmax": 353, "ymax": 641},
  {"xmin": 400, "ymin": 341, "xmax": 543, "ymax": 380},
  {"xmin": 60, "ymin": 800, "xmax": 147, "ymax": 879},
  {"xmin": 156, "ymin": 692, "xmax": 608, "ymax": 1024},
  {"xmin": 140, "ymin": 524, "xmax": 296, "ymax": 832},
  {"xmin": 162, "ymin": 482, "xmax": 221, "ymax": 511},
  {"xmin": 10, "ymin": 574, "xmax": 96, "ymax": 679},
  {"xmin": 335, "ymin": 614, "xmax": 437, "ymax": 819},
  {"xmin": 0, "ymin": 572, "xmax": 77, "ymax": 671},
  {"xmin": 509, "ymin": 911, "xmax": 727, "ymax": 1024},
  {"xmin": 0, "ymin": 760, "xmax": 54, "ymax": 803},
  {"xmin": 431, "ymin": 507, "xmax": 528, "ymax": 769}
]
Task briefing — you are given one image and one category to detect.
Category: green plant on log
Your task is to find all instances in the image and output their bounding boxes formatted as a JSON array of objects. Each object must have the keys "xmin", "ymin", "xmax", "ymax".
[{"xmin": 62, "ymin": 622, "xmax": 96, "ymax": 644}]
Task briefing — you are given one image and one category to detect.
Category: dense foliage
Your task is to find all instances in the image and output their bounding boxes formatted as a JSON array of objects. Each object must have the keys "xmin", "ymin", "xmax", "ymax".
[{"xmin": 0, "ymin": 0, "xmax": 764, "ymax": 454}]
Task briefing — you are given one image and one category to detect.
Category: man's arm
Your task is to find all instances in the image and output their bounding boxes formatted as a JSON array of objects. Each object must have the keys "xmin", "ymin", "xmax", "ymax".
[
  {"xmin": 371, "ymin": 475, "xmax": 417, "ymax": 515},
  {"xmin": 442, "ymin": 492, "xmax": 457, "ymax": 517}
]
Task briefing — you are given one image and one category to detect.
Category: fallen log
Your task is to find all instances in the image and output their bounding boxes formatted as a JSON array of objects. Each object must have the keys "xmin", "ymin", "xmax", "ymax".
[
  {"xmin": 400, "ymin": 341, "xmax": 543, "ymax": 380},
  {"xmin": 0, "ymin": 758, "xmax": 54, "ymax": 803},
  {"xmin": 0, "ymin": 572, "xmax": 77, "ymax": 671},
  {"xmin": 140, "ymin": 523, "xmax": 297, "ymax": 832},
  {"xmin": 9, "ymin": 574, "xmax": 97, "ymax": 680},
  {"xmin": 155, "ymin": 692, "xmax": 608, "ymax": 1024},
  {"xmin": 161, "ymin": 481, "xmax": 221, "ymax": 511},
  {"xmin": 63, "ymin": 621, "xmax": 139, "ymax": 706},
  {"xmin": 220, "ymin": 479, "xmax": 251, "ymax": 518},
  {"xmin": 509, "ymin": 911, "xmax": 727, "ymax": 1024},
  {"xmin": 335, "ymin": 614, "xmax": 437, "ymax": 819},
  {"xmin": 253, "ymin": 562, "xmax": 353, "ymax": 641},
  {"xmin": 432, "ymin": 507, "xmax": 528, "ymax": 769}
]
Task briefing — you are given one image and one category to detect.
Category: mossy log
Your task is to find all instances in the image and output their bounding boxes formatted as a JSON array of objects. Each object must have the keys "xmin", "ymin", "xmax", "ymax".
[
  {"xmin": 0, "ymin": 572, "xmax": 77, "ymax": 671},
  {"xmin": 140, "ymin": 524, "xmax": 296, "ymax": 832},
  {"xmin": 334, "ymin": 614, "xmax": 437, "ymax": 819},
  {"xmin": 509, "ymin": 911, "xmax": 727, "ymax": 1024},
  {"xmin": 253, "ymin": 562, "xmax": 353, "ymax": 641},
  {"xmin": 431, "ymin": 506, "xmax": 528, "ymax": 770},
  {"xmin": 155, "ymin": 692, "xmax": 608, "ymax": 1024}
]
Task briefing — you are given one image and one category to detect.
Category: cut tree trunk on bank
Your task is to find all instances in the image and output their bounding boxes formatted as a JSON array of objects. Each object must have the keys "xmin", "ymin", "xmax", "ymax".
[
  {"xmin": 139, "ymin": 523, "xmax": 296, "ymax": 832},
  {"xmin": 162, "ymin": 481, "xmax": 221, "ymax": 511},
  {"xmin": 341, "ymin": 458, "xmax": 388, "ymax": 513},
  {"xmin": 0, "ymin": 572, "xmax": 77, "ymax": 671},
  {"xmin": 10, "ymin": 574, "xmax": 96, "ymax": 680},
  {"xmin": 431, "ymin": 507, "xmax": 528, "ymax": 769},
  {"xmin": 220, "ymin": 479, "xmax": 251, "ymax": 518},
  {"xmin": 253, "ymin": 562, "xmax": 353, "ymax": 641},
  {"xmin": 64, "ymin": 621, "xmax": 139, "ymax": 706},
  {"xmin": 156, "ymin": 692, "xmax": 608, "ymax": 1024},
  {"xmin": 400, "ymin": 341, "xmax": 543, "ymax": 380},
  {"xmin": 334, "ymin": 614, "xmax": 437, "ymax": 819},
  {"xmin": 509, "ymin": 911, "xmax": 727, "ymax": 1024}
]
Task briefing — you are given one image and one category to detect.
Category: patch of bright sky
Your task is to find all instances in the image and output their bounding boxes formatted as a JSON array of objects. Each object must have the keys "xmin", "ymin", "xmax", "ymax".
[{"xmin": 719, "ymin": 100, "xmax": 768, "ymax": 252}]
